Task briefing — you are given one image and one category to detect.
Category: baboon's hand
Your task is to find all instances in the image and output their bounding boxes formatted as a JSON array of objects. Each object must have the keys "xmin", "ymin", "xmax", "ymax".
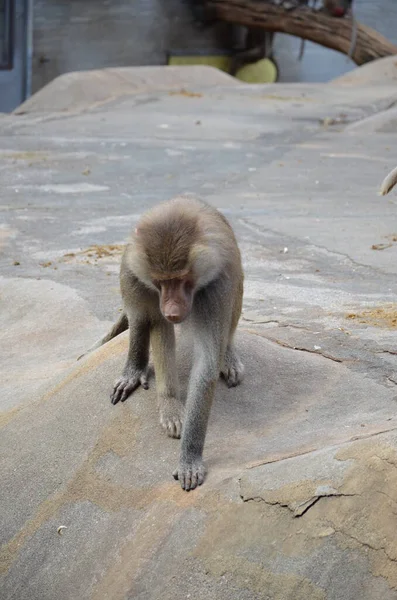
[
  {"xmin": 111, "ymin": 368, "xmax": 149, "ymax": 405},
  {"xmin": 173, "ymin": 459, "xmax": 206, "ymax": 492},
  {"xmin": 221, "ymin": 348, "xmax": 244, "ymax": 388},
  {"xmin": 221, "ymin": 361, "xmax": 244, "ymax": 388},
  {"xmin": 159, "ymin": 396, "xmax": 184, "ymax": 439}
]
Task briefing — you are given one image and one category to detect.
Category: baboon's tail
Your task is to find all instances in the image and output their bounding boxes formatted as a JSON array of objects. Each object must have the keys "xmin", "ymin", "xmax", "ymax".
[{"xmin": 77, "ymin": 311, "xmax": 129, "ymax": 361}]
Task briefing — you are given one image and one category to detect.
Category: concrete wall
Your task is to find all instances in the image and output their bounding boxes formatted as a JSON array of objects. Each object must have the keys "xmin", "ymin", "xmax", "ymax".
[
  {"xmin": 32, "ymin": 0, "xmax": 226, "ymax": 94},
  {"xmin": 31, "ymin": 0, "xmax": 397, "ymax": 94}
]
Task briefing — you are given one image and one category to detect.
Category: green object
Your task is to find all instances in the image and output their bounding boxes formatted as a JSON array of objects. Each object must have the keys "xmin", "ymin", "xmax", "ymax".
[
  {"xmin": 235, "ymin": 58, "xmax": 278, "ymax": 84},
  {"xmin": 167, "ymin": 54, "xmax": 278, "ymax": 84}
]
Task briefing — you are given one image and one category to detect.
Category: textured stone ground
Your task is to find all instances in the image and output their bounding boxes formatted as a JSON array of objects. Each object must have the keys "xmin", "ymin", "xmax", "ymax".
[{"xmin": 2, "ymin": 63, "xmax": 397, "ymax": 600}]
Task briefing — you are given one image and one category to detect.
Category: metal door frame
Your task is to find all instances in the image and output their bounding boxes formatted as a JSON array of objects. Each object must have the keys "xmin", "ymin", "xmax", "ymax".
[{"xmin": 0, "ymin": 0, "xmax": 32, "ymax": 112}]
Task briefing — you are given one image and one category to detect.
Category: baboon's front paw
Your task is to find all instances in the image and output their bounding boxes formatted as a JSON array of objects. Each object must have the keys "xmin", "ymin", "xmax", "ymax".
[
  {"xmin": 159, "ymin": 399, "xmax": 184, "ymax": 439},
  {"xmin": 111, "ymin": 369, "xmax": 149, "ymax": 405},
  {"xmin": 221, "ymin": 355, "xmax": 245, "ymax": 388},
  {"xmin": 173, "ymin": 459, "xmax": 206, "ymax": 491}
]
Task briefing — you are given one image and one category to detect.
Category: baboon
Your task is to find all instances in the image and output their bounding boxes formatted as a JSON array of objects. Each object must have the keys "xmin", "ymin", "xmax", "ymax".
[{"xmin": 93, "ymin": 196, "xmax": 244, "ymax": 491}]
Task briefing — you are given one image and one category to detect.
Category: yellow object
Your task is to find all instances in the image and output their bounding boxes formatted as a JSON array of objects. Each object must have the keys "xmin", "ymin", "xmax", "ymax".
[
  {"xmin": 168, "ymin": 55, "xmax": 277, "ymax": 84},
  {"xmin": 235, "ymin": 58, "xmax": 277, "ymax": 84},
  {"xmin": 168, "ymin": 55, "xmax": 231, "ymax": 72}
]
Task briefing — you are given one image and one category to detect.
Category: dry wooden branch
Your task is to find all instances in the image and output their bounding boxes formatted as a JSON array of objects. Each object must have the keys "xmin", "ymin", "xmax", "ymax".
[{"xmin": 206, "ymin": 0, "xmax": 397, "ymax": 65}]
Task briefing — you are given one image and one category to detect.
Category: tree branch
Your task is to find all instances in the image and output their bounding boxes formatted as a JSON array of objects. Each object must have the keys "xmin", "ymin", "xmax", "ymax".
[{"xmin": 205, "ymin": 0, "xmax": 397, "ymax": 65}]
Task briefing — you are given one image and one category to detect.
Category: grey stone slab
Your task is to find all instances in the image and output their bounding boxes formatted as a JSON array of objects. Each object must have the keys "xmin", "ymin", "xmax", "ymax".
[
  {"xmin": 2, "ymin": 330, "xmax": 397, "ymax": 600},
  {"xmin": 16, "ymin": 66, "xmax": 240, "ymax": 115},
  {"xmin": 3, "ymin": 69, "xmax": 397, "ymax": 599},
  {"xmin": 331, "ymin": 55, "xmax": 397, "ymax": 87}
]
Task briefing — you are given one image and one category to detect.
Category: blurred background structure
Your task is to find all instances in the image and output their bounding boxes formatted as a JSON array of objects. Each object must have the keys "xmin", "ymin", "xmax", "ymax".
[{"xmin": 1, "ymin": 0, "xmax": 397, "ymax": 112}]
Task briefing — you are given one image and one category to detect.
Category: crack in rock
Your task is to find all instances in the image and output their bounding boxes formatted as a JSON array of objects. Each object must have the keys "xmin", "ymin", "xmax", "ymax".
[
  {"xmin": 333, "ymin": 527, "xmax": 397, "ymax": 566},
  {"xmin": 240, "ymin": 483, "xmax": 358, "ymax": 517},
  {"xmin": 252, "ymin": 332, "xmax": 345, "ymax": 363}
]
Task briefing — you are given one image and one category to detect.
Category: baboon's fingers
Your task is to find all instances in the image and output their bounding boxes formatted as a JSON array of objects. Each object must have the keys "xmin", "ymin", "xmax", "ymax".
[
  {"xmin": 120, "ymin": 384, "xmax": 137, "ymax": 402},
  {"xmin": 173, "ymin": 462, "xmax": 206, "ymax": 491},
  {"xmin": 160, "ymin": 403, "xmax": 183, "ymax": 439},
  {"xmin": 221, "ymin": 358, "xmax": 245, "ymax": 388},
  {"xmin": 186, "ymin": 471, "xmax": 194, "ymax": 491},
  {"xmin": 226, "ymin": 368, "xmax": 239, "ymax": 388},
  {"xmin": 110, "ymin": 381, "xmax": 124, "ymax": 405},
  {"xmin": 174, "ymin": 419, "xmax": 182, "ymax": 439},
  {"xmin": 190, "ymin": 472, "xmax": 199, "ymax": 491},
  {"xmin": 178, "ymin": 472, "xmax": 186, "ymax": 490},
  {"xmin": 140, "ymin": 373, "xmax": 149, "ymax": 390},
  {"xmin": 110, "ymin": 376, "xmax": 140, "ymax": 405},
  {"xmin": 165, "ymin": 418, "xmax": 182, "ymax": 439}
]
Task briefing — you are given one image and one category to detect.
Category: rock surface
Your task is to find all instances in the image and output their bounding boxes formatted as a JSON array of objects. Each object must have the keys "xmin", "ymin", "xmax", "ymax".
[
  {"xmin": 331, "ymin": 54, "xmax": 397, "ymax": 86},
  {"xmin": 2, "ymin": 64, "xmax": 397, "ymax": 599}
]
